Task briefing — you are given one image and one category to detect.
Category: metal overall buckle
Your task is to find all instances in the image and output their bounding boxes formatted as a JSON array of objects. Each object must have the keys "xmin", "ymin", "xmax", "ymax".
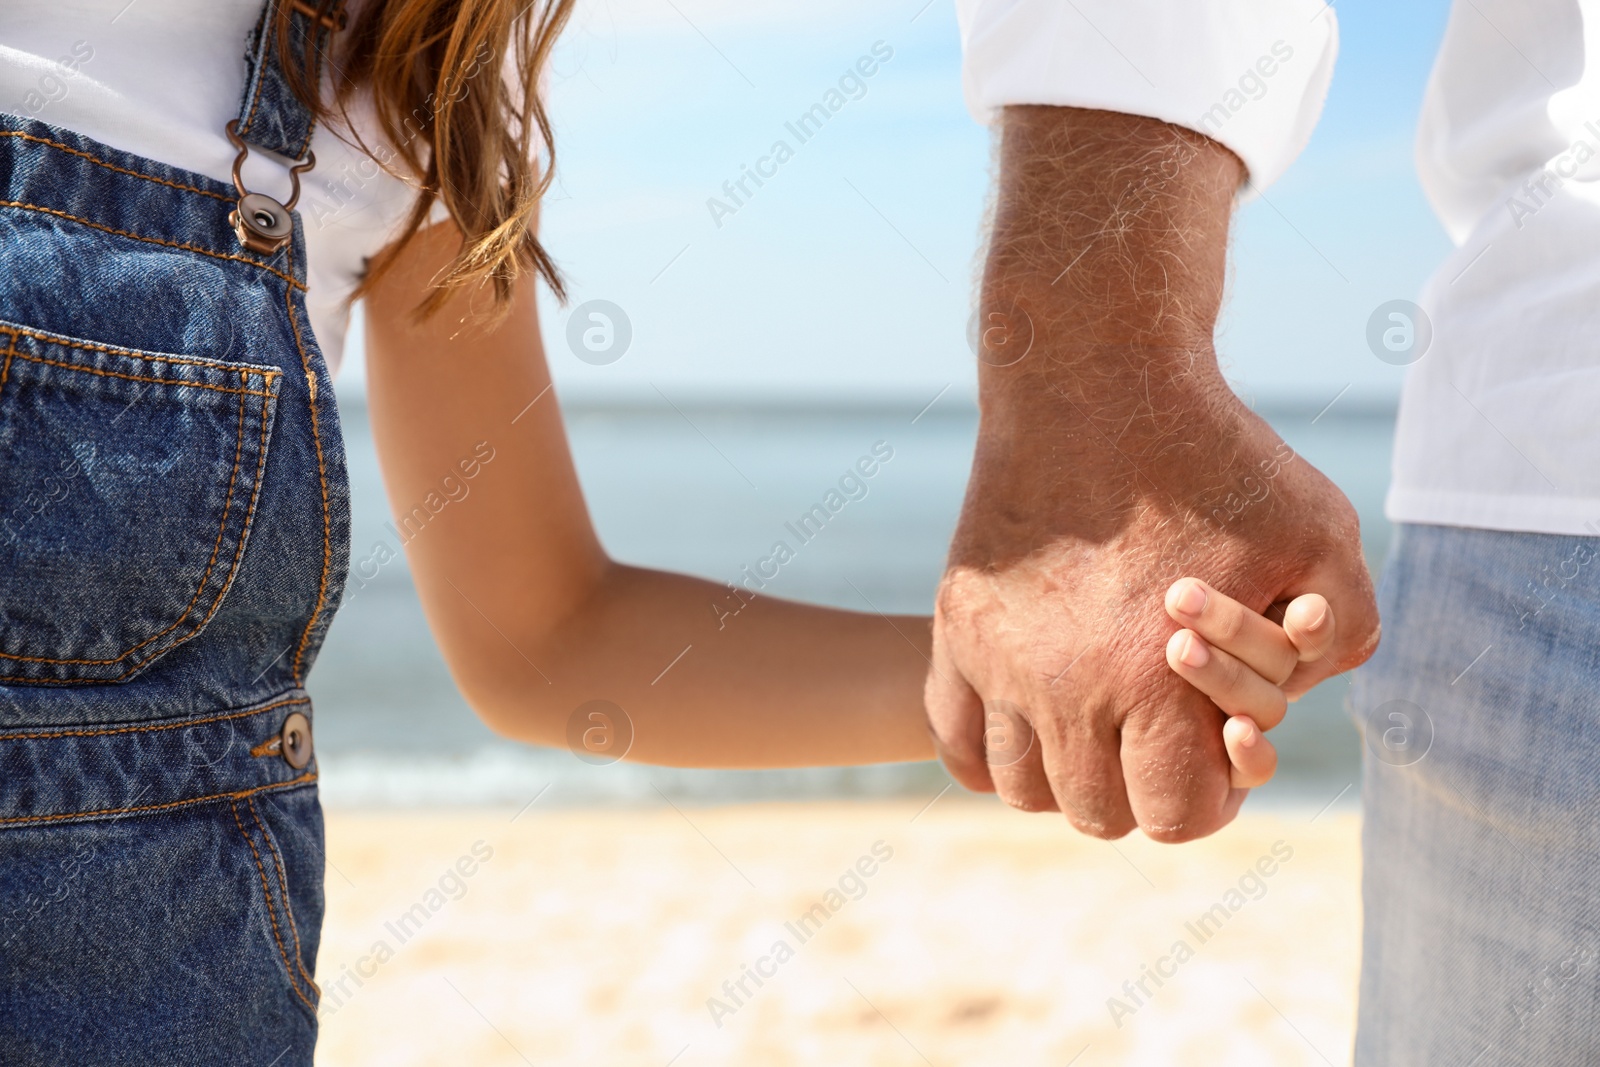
[{"xmin": 225, "ymin": 119, "xmax": 314, "ymax": 256}]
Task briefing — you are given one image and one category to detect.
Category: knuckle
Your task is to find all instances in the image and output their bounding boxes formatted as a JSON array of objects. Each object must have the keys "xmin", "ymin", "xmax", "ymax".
[
  {"xmin": 933, "ymin": 565, "xmax": 999, "ymax": 624},
  {"xmin": 1337, "ymin": 619, "xmax": 1382, "ymax": 671},
  {"xmin": 1215, "ymin": 650, "xmax": 1247, "ymax": 692},
  {"xmin": 931, "ymin": 577, "xmax": 972, "ymax": 628},
  {"xmin": 1211, "ymin": 603, "xmax": 1245, "ymax": 643},
  {"xmin": 1334, "ymin": 497, "xmax": 1363, "ymax": 536},
  {"xmin": 1269, "ymin": 688, "xmax": 1288, "ymax": 718},
  {"xmin": 1259, "ymin": 690, "xmax": 1289, "ymax": 728}
]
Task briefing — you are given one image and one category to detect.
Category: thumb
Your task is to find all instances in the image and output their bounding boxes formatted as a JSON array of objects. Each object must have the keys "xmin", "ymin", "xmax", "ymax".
[{"xmin": 1281, "ymin": 554, "xmax": 1380, "ymax": 699}]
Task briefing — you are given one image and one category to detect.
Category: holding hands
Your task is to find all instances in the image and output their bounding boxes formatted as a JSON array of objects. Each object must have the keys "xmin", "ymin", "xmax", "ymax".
[
  {"xmin": 1165, "ymin": 580, "xmax": 1335, "ymax": 790},
  {"xmin": 926, "ymin": 106, "xmax": 1378, "ymax": 842}
]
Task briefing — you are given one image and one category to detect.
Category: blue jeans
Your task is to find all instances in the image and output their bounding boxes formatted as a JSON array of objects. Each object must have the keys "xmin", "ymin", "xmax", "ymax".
[
  {"xmin": 0, "ymin": 3, "xmax": 348, "ymax": 1063},
  {"xmin": 1354, "ymin": 522, "xmax": 1600, "ymax": 1064}
]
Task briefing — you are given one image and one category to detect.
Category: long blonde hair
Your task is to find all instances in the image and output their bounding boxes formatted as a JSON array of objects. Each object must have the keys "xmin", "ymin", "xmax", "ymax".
[{"xmin": 279, "ymin": 0, "xmax": 576, "ymax": 316}]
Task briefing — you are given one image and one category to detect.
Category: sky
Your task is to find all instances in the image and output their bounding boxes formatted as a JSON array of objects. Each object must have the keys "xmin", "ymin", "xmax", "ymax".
[{"xmin": 348, "ymin": 0, "xmax": 1459, "ymax": 408}]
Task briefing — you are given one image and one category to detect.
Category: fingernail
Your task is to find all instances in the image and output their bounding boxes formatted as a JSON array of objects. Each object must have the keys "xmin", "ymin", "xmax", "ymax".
[
  {"xmin": 1179, "ymin": 632, "xmax": 1210, "ymax": 669},
  {"xmin": 1238, "ymin": 720, "xmax": 1259, "ymax": 747},
  {"xmin": 1172, "ymin": 581, "xmax": 1208, "ymax": 617}
]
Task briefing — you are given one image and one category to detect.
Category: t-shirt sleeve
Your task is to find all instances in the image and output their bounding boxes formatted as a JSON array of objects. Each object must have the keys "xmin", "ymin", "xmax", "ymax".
[{"xmin": 955, "ymin": 0, "xmax": 1339, "ymax": 189}]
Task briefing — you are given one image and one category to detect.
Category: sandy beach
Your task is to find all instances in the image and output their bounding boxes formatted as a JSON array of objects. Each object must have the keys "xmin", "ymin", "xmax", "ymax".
[{"xmin": 314, "ymin": 798, "xmax": 1360, "ymax": 1066}]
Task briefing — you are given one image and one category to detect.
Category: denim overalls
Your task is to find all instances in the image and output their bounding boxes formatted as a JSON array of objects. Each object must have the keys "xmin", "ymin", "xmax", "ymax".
[{"xmin": 0, "ymin": 3, "xmax": 349, "ymax": 1061}]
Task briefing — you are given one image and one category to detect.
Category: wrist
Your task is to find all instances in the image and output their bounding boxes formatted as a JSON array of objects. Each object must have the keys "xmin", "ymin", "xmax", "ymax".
[{"xmin": 974, "ymin": 341, "xmax": 1238, "ymax": 465}]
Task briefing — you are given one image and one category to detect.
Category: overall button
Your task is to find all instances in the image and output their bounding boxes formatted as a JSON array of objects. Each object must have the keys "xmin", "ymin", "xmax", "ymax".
[
  {"xmin": 223, "ymin": 121, "xmax": 313, "ymax": 256},
  {"xmin": 280, "ymin": 711, "xmax": 313, "ymax": 770},
  {"xmin": 230, "ymin": 192, "xmax": 294, "ymax": 255}
]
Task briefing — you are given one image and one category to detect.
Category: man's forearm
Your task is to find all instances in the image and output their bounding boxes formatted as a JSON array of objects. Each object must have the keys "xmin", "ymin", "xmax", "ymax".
[
  {"xmin": 979, "ymin": 106, "xmax": 1243, "ymax": 404},
  {"xmin": 963, "ymin": 107, "xmax": 1253, "ymax": 563}
]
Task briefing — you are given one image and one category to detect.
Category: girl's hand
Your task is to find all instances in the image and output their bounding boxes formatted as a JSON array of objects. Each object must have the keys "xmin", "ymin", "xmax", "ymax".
[{"xmin": 1162, "ymin": 578, "xmax": 1336, "ymax": 789}]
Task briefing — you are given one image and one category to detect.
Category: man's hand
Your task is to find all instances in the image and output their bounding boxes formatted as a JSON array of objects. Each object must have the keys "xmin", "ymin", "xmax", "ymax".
[{"xmin": 928, "ymin": 106, "xmax": 1379, "ymax": 842}]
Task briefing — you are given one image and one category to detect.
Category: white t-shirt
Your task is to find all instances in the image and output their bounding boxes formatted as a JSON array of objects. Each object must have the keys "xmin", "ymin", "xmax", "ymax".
[
  {"xmin": 0, "ymin": 0, "xmax": 419, "ymax": 376},
  {"xmin": 960, "ymin": 0, "xmax": 1600, "ymax": 537}
]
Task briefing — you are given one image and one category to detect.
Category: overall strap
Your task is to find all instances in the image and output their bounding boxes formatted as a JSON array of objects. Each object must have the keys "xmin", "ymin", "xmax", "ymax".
[{"xmin": 234, "ymin": 0, "xmax": 347, "ymax": 162}]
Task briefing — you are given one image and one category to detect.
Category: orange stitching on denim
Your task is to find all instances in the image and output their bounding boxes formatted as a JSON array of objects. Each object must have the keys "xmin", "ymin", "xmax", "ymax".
[
  {"xmin": 4, "ymin": 323, "xmax": 282, "ymax": 379},
  {"xmin": 0, "ymin": 132, "xmax": 232, "ymax": 202},
  {"xmin": 107, "ymin": 381, "xmax": 279, "ymax": 679},
  {"xmin": 0, "ymin": 381, "xmax": 280, "ymax": 683},
  {"xmin": 2, "ymin": 351, "xmax": 278, "ymax": 400},
  {"xmin": 0, "ymin": 375, "xmax": 252, "ymax": 665},
  {"xmin": 0, "ymin": 769, "xmax": 315, "ymax": 826},
  {"xmin": 0, "ymin": 200, "xmax": 303, "ymax": 289},
  {"xmin": 285, "ymin": 243, "xmax": 332, "ymax": 684},
  {"xmin": 0, "ymin": 333, "xmax": 15, "ymax": 406},
  {"xmin": 0, "ymin": 695, "xmax": 307, "ymax": 742},
  {"xmin": 250, "ymin": 736, "xmax": 283, "ymax": 758},
  {"xmin": 117, "ymin": 378, "xmax": 275, "ymax": 675},
  {"xmin": 141, "ymin": 378, "xmax": 284, "ymax": 677},
  {"xmin": 235, "ymin": 0, "xmax": 337, "ymax": 155},
  {"xmin": 230, "ymin": 799, "xmax": 319, "ymax": 1013},
  {"xmin": 248, "ymin": 796, "xmax": 319, "ymax": 997},
  {"xmin": 241, "ymin": 2, "xmax": 273, "ymax": 140},
  {"xmin": 0, "ymin": 391, "xmax": 273, "ymax": 681},
  {"xmin": 132, "ymin": 381, "xmax": 251, "ymax": 660}
]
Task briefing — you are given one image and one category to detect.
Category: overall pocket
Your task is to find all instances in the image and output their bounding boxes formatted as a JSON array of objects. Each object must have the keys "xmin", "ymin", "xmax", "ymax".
[{"xmin": 0, "ymin": 322, "xmax": 280, "ymax": 684}]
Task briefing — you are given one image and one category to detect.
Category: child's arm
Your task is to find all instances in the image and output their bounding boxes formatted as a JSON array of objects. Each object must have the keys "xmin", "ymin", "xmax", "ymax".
[
  {"xmin": 364, "ymin": 224, "xmax": 1288, "ymax": 791},
  {"xmin": 1163, "ymin": 578, "xmax": 1335, "ymax": 788},
  {"xmin": 363, "ymin": 222, "xmax": 934, "ymax": 769}
]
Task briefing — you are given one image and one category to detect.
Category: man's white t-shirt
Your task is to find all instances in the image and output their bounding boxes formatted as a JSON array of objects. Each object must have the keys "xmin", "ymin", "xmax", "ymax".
[
  {"xmin": 0, "ymin": 0, "xmax": 418, "ymax": 376},
  {"xmin": 960, "ymin": 0, "xmax": 1600, "ymax": 538}
]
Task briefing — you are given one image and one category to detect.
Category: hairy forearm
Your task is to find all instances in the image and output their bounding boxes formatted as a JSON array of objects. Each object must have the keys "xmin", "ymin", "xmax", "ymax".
[
  {"xmin": 475, "ymin": 565, "xmax": 935, "ymax": 768},
  {"xmin": 961, "ymin": 106, "xmax": 1252, "ymax": 561},
  {"xmin": 981, "ymin": 105, "xmax": 1242, "ymax": 375}
]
